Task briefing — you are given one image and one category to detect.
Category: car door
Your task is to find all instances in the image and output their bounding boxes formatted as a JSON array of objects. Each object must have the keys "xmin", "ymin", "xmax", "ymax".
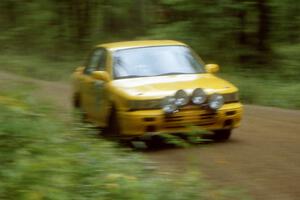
[
  {"xmin": 80, "ymin": 48, "xmax": 105, "ymax": 121},
  {"xmin": 89, "ymin": 49, "xmax": 109, "ymax": 126}
]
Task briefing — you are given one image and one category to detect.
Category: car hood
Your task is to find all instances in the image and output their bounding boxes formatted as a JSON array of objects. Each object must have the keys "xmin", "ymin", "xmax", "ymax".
[{"xmin": 111, "ymin": 74, "xmax": 237, "ymax": 99}]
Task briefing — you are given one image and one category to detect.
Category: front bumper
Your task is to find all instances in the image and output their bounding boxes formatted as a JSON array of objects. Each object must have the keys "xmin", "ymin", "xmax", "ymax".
[{"xmin": 118, "ymin": 103, "xmax": 243, "ymax": 137}]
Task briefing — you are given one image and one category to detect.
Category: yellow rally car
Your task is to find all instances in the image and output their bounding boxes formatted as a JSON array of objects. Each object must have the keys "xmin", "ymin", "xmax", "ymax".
[{"xmin": 72, "ymin": 40, "xmax": 242, "ymax": 141}]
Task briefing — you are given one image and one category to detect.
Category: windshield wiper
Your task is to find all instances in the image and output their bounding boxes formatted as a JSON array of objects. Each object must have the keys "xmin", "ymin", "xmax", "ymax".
[
  {"xmin": 117, "ymin": 73, "xmax": 195, "ymax": 79},
  {"xmin": 117, "ymin": 75, "xmax": 149, "ymax": 79},
  {"xmin": 157, "ymin": 72, "xmax": 194, "ymax": 76}
]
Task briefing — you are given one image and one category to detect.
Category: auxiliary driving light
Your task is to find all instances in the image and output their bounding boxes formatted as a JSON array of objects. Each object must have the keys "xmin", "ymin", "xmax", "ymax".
[
  {"xmin": 174, "ymin": 90, "xmax": 189, "ymax": 106},
  {"xmin": 161, "ymin": 96, "xmax": 177, "ymax": 114},
  {"xmin": 192, "ymin": 88, "xmax": 207, "ymax": 105}
]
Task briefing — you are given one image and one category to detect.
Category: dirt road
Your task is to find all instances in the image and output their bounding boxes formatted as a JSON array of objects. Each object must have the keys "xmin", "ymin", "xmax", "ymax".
[
  {"xmin": 1, "ymin": 71, "xmax": 300, "ymax": 200},
  {"xmin": 147, "ymin": 105, "xmax": 300, "ymax": 199}
]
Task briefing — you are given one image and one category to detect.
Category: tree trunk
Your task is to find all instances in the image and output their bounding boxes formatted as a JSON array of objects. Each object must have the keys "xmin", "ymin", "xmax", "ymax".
[
  {"xmin": 237, "ymin": 7, "xmax": 248, "ymax": 63},
  {"xmin": 257, "ymin": 0, "xmax": 270, "ymax": 52}
]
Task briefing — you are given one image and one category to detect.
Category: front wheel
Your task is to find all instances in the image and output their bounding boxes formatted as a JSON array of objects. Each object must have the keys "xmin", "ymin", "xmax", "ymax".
[
  {"xmin": 72, "ymin": 93, "xmax": 88, "ymax": 122},
  {"xmin": 213, "ymin": 129, "xmax": 232, "ymax": 141},
  {"xmin": 73, "ymin": 93, "xmax": 80, "ymax": 108},
  {"xmin": 103, "ymin": 107, "xmax": 121, "ymax": 137}
]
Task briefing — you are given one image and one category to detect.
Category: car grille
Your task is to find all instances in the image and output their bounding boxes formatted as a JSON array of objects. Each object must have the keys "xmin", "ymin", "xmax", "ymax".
[{"xmin": 163, "ymin": 108, "xmax": 217, "ymax": 129}]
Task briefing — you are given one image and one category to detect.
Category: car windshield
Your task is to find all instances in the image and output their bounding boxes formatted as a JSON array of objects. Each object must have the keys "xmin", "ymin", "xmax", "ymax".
[{"xmin": 113, "ymin": 46, "xmax": 205, "ymax": 79}]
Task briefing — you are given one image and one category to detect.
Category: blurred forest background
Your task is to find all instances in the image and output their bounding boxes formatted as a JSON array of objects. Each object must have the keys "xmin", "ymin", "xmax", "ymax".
[
  {"xmin": 0, "ymin": 1, "xmax": 299, "ymax": 199},
  {"xmin": 0, "ymin": 0, "xmax": 299, "ymax": 108}
]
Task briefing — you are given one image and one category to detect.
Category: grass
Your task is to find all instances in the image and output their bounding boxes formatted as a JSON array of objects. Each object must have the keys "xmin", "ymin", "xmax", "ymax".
[
  {"xmin": 219, "ymin": 43, "xmax": 300, "ymax": 109},
  {"xmin": 0, "ymin": 80, "xmax": 251, "ymax": 200},
  {"xmin": 0, "ymin": 53, "xmax": 81, "ymax": 81},
  {"xmin": 221, "ymin": 73, "xmax": 300, "ymax": 109}
]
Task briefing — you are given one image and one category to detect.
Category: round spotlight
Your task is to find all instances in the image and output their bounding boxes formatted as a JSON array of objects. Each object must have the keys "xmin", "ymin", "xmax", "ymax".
[
  {"xmin": 174, "ymin": 90, "xmax": 189, "ymax": 106},
  {"xmin": 161, "ymin": 96, "xmax": 177, "ymax": 114},
  {"xmin": 192, "ymin": 88, "xmax": 207, "ymax": 105}
]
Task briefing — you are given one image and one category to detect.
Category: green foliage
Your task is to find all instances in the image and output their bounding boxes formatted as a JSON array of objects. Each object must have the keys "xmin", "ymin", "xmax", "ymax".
[
  {"xmin": 0, "ymin": 0, "xmax": 298, "ymax": 63},
  {"xmin": 0, "ymin": 1, "xmax": 297, "ymax": 198},
  {"xmin": 158, "ymin": 127, "xmax": 212, "ymax": 147},
  {"xmin": 221, "ymin": 72, "xmax": 300, "ymax": 109},
  {"xmin": 0, "ymin": 0, "xmax": 298, "ymax": 68},
  {"xmin": 0, "ymin": 91, "xmax": 250, "ymax": 200},
  {"xmin": 0, "ymin": 53, "xmax": 81, "ymax": 81},
  {"xmin": 274, "ymin": 44, "xmax": 300, "ymax": 81}
]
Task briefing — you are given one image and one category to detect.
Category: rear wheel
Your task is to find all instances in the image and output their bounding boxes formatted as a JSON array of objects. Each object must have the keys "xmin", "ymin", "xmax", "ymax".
[
  {"xmin": 73, "ymin": 93, "xmax": 80, "ymax": 108},
  {"xmin": 213, "ymin": 129, "xmax": 232, "ymax": 141}
]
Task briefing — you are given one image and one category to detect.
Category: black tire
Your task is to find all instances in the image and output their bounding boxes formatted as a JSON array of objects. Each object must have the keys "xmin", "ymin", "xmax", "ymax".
[
  {"xmin": 103, "ymin": 107, "xmax": 121, "ymax": 137},
  {"xmin": 213, "ymin": 129, "xmax": 232, "ymax": 141},
  {"xmin": 72, "ymin": 93, "xmax": 88, "ymax": 122},
  {"xmin": 73, "ymin": 93, "xmax": 80, "ymax": 108}
]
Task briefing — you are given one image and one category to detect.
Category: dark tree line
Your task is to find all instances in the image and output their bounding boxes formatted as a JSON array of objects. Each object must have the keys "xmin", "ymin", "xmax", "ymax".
[{"xmin": 0, "ymin": 0, "xmax": 299, "ymax": 67}]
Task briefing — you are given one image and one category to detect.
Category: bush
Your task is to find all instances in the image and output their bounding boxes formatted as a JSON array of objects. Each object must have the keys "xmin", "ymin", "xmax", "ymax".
[
  {"xmin": 220, "ymin": 72, "xmax": 300, "ymax": 109},
  {"xmin": 0, "ymin": 101, "xmax": 240, "ymax": 200},
  {"xmin": 0, "ymin": 53, "xmax": 81, "ymax": 81}
]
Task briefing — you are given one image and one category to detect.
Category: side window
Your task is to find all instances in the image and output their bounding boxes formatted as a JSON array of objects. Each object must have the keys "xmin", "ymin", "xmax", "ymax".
[
  {"xmin": 98, "ymin": 50, "xmax": 106, "ymax": 71},
  {"xmin": 84, "ymin": 49, "xmax": 106, "ymax": 75}
]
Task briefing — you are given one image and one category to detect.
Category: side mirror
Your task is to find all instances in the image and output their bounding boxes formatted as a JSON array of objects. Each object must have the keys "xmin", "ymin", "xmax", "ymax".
[
  {"xmin": 205, "ymin": 64, "xmax": 220, "ymax": 73},
  {"xmin": 92, "ymin": 71, "xmax": 110, "ymax": 82}
]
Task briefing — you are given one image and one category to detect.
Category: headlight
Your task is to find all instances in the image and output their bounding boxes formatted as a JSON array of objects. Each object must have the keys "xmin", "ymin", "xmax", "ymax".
[
  {"xmin": 191, "ymin": 88, "xmax": 207, "ymax": 105},
  {"xmin": 208, "ymin": 93, "xmax": 224, "ymax": 110},
  {"xmin": 174, "ymin": 90, "xmax": 189, "ymax": 106},
  {"xmin": 223, "ymin": 92, "xmax": 239, "ymax": 103},
  {"xmin": 161, "ymin": 96, "xmax": 178, "ymax": 114}
]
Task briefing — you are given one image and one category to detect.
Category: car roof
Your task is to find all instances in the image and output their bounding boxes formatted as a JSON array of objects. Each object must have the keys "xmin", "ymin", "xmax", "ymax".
[{"xmin": 96, "ymin": 40, "xmax": 187, "ymax": 51}]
